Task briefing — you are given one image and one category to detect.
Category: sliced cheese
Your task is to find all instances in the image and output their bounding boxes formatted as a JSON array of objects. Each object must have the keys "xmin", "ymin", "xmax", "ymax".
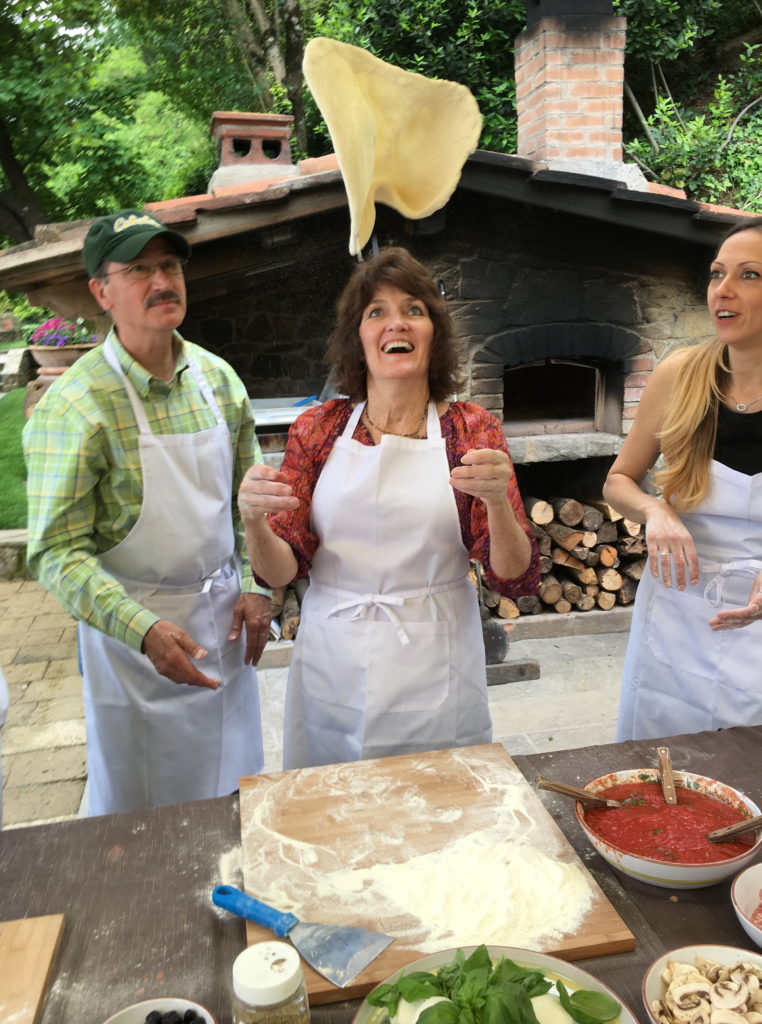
[
  {"xmin": 302, "ymin": 37, "xmax": 482, "ymax": 255},
  {"xmin": 532, "ymin": 993, "xmax": 577, "ymax": 1024}
]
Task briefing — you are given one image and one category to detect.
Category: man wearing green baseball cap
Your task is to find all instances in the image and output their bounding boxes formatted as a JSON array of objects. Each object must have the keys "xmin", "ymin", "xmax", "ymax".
[
  {"xmin": 24, "ymin": 208, "xmax": 271, "ymax": 816},
  {"xmin": 82, "ymin": 209, "xmax": 191, "ymax": 277}
]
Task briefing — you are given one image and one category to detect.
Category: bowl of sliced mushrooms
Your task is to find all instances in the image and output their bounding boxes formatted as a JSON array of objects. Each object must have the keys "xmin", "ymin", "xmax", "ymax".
[{"xmin": 642, "ymin": 944, "xmax": 762, "ymax": 1024}]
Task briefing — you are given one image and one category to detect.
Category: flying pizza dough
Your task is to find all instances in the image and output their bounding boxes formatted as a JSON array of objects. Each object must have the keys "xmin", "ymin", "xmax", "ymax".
[{"xmin": 303, "ymin": 37, "xmax": 483, "ymax": 255}]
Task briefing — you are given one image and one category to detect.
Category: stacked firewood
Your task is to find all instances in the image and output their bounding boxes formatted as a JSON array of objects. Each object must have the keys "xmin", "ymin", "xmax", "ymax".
[
  {"xmin": 268, "ymin": 578, "xmax": 308, "ymax": 642},
  {"xmin": 266, "ymin": 497, "xmax": 645, "ymax": 639},
  {"xmin": 478, "ymin": 496, "xmax": 646, "ymax": 618}
]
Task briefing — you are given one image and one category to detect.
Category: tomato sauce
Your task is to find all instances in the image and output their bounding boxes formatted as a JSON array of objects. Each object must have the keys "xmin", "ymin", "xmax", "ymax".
[
  {"xmin": 751, "ymin": 889, "xmax": 762, "ymax": 928},
  {"xmin": 583, "ymin": 782, "xmax": 753, "ymax": 863}
]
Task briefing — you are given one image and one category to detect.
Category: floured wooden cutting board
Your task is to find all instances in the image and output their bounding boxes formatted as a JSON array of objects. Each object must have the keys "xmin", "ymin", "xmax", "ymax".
[
  {"xmin": 0, "ymin": 914, "xmax": 64, "ymax": 1024},
  {"xmin": 239, "ymin": 744, "xmax": 633, "ymax": 1005}
]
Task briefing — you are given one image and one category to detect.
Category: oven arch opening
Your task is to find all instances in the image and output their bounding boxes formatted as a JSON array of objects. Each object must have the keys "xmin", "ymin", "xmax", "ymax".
[{"xmin": 475, "ymin": 323, "xmax": 643, "ymax": 437}]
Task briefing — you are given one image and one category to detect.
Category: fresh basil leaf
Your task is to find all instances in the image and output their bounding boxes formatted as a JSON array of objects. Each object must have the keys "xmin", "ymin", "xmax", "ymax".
[
  {"xmin": 556, "ymin": 981, "xmax": 621, "ymax": 1024},
  {"xmin": 367, "ymin": 972, "xmax": 444, "ymax": 1016},
  {"xmin": 367, "ymin": 982, "xmax": 402, "ymax": 1016},
  {"xmin": 398, "ymin": 975, "xmax": 446, "ymax": 1002},
  {"xmin": 437, "ymin": 950, "xmax": 468, "ymax": 997},
  {"xmin": 418, "ymin": 1001, "xmax": 460, "ymax": 1024},
  {"xmin": 482, "ymin": 982, "xmax": 540, "ymax": 1024},
  {"xmin": 459, "ymin": 1007, "xmax": 477, "ymax": 1024},
  {"xmin": 462, "ymin": 946, "xmax": 494, "ymax": 974},
  {"xmin": 492, "ymin": 960, "xmax": 552, "ymax": 998},
  {"xmin": 454, "ymin": 966, "xmax": 492, "ymax": 1009}
]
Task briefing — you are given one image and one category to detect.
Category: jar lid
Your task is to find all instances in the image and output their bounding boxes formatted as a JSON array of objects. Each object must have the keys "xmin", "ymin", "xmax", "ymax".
[{"xmin": 233, "ymin": 941, "xmax": 304, "ymax": 1006}]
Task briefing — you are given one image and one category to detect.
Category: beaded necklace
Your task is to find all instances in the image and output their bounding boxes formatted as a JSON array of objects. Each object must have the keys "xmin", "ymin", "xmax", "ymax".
[{"xmin": 363, "ymin": 400, "xmax": 428, "ymax": 438}]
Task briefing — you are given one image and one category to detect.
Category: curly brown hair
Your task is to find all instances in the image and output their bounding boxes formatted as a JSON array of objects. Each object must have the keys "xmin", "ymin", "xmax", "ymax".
[{"xmin": 325, "ymin": 247, "xmax": 465, "ymax": 402}]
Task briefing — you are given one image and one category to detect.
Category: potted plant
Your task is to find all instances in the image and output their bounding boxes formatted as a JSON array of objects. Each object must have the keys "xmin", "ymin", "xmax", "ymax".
[{"xmin": 27, "ymin": 317, "xmax": 99, "ymax": 369}]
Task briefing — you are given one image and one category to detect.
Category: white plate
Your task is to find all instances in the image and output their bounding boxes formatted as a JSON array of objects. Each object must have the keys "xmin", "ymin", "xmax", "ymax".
[
  {"xmin": 351, "ymin": 945, "xmax": 637, "ymax": 1024},
  {"xmin": 731, "ymin": 862, "xmax": 762, "ymax": 950},
  {"xmin": 642, "ymin": 943, "xmax": 762, "ymax": 1024},
  {"xmin": 101, "ymin": 996, "xmax": 217, "ymax": 1024}
]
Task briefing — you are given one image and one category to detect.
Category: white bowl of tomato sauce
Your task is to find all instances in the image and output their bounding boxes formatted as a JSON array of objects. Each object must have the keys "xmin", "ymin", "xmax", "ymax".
[
  {"xmin": 574, "ymin": 769, "xmax": 762, "ymax": 888},
  {"xmin": 731, "ymin": 862, "xmax": 762, "ymax": 949}
]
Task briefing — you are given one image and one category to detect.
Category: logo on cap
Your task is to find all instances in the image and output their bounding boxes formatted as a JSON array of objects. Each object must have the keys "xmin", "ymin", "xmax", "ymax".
[{"xmin": 113, "ymin": 214, "xmax": 163, "ymax": 234}]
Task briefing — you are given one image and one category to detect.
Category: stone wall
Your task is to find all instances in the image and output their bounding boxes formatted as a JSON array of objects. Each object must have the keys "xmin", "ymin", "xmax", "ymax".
[
  {"xmin": 185, "ymin": 257, "xmax": 351, "ymax": 400},
  {"xmin": 183, "ymin": 240, "xmax": 711, "ymax": 427},
  {"xmin": 160, "ymin": 196, "xmax": 716, "ymax": 435}
]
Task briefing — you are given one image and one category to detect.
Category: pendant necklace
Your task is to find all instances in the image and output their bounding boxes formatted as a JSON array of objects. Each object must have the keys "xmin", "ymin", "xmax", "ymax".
[
  {"xmin": 364, "ymin": 399, "xmax": 429, "ymax": 438},
  {"xmin": 730, "ymin": 393, "xmax": 762, "ymax": 412}
]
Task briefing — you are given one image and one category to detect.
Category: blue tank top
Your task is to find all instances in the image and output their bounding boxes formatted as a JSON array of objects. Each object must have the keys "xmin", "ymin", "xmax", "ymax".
[{"xmin": 714, "ymin": 404, "xmax": 762, "ymax": 475}]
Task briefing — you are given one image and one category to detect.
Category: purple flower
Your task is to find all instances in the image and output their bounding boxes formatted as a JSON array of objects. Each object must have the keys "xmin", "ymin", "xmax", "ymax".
[{"xmin": 29, "ymin": 317, "xmax": 97, "ymax": 346}]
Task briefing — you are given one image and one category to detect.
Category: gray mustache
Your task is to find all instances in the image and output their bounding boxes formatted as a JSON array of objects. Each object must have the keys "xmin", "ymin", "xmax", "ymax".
[{"xmin": 146, "ymin": 290, "xmax": 182, "ymax": 308}]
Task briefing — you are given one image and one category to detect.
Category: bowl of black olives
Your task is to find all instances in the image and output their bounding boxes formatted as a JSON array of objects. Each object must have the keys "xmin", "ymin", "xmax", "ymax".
[{"xmin": 101, "ymin": 998, "xmax": 217, "ymax": 1024}]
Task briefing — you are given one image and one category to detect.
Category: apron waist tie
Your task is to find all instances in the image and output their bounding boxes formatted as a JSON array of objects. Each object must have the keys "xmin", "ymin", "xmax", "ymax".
[
  {"xmin": 701, "ymin": 559, "xmax": 762, "ymax": 607},
  {"xmin": 113, "ymin": 560, "xmax": 237, "ymax": 598},
  {"xmin": 314, "ymin": 578, "xmax": 466, "ymax": 646}
]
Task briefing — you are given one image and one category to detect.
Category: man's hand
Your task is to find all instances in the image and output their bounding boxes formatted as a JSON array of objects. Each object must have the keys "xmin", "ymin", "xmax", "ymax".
[
  {"xmin": 228, "ymin": 593, "xmax": 272, "ymax": 665},
  {"xmin": 142, "ymin": 620, "xmax": 221, "ymax": 689}
]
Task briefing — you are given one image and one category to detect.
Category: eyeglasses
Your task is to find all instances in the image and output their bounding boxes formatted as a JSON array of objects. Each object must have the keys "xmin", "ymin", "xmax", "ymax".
[{"xmin": 104, "ymin": 256, "xmax": 188, "ymax": 281}]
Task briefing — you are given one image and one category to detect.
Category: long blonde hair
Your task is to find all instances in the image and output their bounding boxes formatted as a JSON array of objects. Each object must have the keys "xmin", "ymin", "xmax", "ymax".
[
  {"xmin": 655, "ymin": 340, "xmax": 727, "ymax": 510},
  {"xmin": 655, "ymin": 217, "xmax": 762, "ymax": 509}
]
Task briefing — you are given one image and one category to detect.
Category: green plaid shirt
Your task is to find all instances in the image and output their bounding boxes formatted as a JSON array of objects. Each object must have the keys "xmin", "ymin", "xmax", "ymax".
[{"xmin": 23, "ymin": 329, "xmax": 269, "ymax": 651}]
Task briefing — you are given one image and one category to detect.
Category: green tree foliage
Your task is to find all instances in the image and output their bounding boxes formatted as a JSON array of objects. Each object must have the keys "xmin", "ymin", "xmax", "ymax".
[
  {"xmin": 313, "ymin": 0, "xmax": 525, "ymax": 153},
  {"xmin": 625, "ymin": 45, "xmax": 762, "ymax": 209},
  {"xmin": 112, "ymin": 0, "xmax": 312, "ymax": 152},
  {"xmin": 3, "ymin": 0, "xmax": 762, "ymax": 252},
  {"xmin": 0, "ymin": 2, "xmax": 215, "ymax": 244},
  {"xmin": 612, "ymin": 0, "xmax": 762, "ymax": 208},
  {"xmin": 613, "ymin": 0, "xmax": 723, "ymax": 66}
]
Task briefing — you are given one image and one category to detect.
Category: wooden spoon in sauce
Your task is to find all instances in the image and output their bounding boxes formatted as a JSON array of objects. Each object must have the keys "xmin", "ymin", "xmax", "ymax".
[
  {"xmin": 657, "ymin": 746, "xmax": 678, "ymax": 805},
  {"xmin": 535, "ymin": 775, "xmax": 623, "ymax": 808},
  {"xmin": 707, "ymin": 813, "xmax": 762, "ymax": 843}
]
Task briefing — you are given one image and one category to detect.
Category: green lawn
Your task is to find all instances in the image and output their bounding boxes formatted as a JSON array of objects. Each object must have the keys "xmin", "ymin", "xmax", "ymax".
[{"xmin": 0, "ymin": 387, "xmax": 28, "ymax": 529}]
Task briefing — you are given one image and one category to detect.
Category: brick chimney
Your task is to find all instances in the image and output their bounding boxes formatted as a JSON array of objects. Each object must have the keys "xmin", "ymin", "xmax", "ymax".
[
  {"xmin": 514, "ymin": 0, "xmax": 646, "ymax": 187},
  {"xmin": 208, "ymin": 112, "xmax": 298, "ymax": 190}
]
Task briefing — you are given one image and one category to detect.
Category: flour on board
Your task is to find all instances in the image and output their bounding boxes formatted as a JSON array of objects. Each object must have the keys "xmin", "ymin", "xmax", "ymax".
[{"xmin": 240, "ymin": 747, "xmax": 595, "ymax": 952}]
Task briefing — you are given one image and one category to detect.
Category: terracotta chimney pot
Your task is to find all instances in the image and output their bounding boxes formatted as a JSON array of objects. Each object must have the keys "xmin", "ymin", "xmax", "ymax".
[{"xmin": 208, "ymin": 111, "xmax": 299, "ymax": 190}]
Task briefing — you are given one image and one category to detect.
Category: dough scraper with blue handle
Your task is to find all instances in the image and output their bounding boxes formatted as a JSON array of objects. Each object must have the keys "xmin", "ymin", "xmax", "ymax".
[{"xmin": 212, "ymin": 885, "xmax": 394, "ymax": 988}]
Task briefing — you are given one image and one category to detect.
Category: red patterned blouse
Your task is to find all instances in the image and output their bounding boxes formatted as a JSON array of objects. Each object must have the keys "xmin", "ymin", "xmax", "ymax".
[{"xmin": 259, "ymin": 398, "xmax": 540, "ymax": 597}]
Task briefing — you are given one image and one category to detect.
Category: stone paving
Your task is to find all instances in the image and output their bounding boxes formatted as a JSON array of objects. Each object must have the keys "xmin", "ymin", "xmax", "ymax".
[
  {"xmin": 1, "ymin": 578, "xmax": 86, "ymax": 827},
  {"xmin": 0, "ymin": 577, "xmax": 630, "ymax": 830}
]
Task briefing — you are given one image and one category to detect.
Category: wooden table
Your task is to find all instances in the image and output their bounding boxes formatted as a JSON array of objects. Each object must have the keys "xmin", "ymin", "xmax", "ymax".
[{"xmin": 1, "ymin": 726, "xmax": 760, "ymax": 1024}]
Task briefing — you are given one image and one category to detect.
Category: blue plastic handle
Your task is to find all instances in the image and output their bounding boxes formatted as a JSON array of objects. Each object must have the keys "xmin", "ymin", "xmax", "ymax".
[{"xmin": 212, "ymin": 885, "xmax": 300, "ymax": 937}]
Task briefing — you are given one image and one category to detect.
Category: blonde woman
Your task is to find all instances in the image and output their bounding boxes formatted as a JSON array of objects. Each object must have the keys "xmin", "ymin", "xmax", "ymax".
[{"xmin": 604, "ymin": 219, "xmax": 762, "ymax": 741}]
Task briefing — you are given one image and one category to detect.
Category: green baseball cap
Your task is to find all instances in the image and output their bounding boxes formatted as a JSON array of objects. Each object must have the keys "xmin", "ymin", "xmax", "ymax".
[{"xmin": 83, "ymin": 208, "xmax": 191, "ymax": 277}]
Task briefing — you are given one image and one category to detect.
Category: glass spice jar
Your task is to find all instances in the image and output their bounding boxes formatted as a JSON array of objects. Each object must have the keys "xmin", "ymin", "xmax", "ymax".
[{"xmin": 231, "ymin": 940, "xmax": 311, "ymax": 1024}]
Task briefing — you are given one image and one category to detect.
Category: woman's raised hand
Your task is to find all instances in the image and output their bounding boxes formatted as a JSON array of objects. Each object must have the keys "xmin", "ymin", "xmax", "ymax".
[
  {"xmin": 449, "ymin": 448, "xmax": 513, "ymax": 506},
  {"xmin": 238, "ymin": 464, "xmax": 299, "ymax": 525},
  {"xmin": 644, "ymin": 503, "xmax": 700, "ymax": 591}
]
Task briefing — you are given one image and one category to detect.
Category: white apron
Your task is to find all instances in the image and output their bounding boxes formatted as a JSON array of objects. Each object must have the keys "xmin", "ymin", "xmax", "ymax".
[
  {"xmin": 79, "ymin": 337, "xmax": 263, "ymax": 815},
  {"xmin": 617, "ymin": 459, "xmax": 762, "ymax": 740},
  {"xmin": 283, "ymin": 400, "xmax": 492, "ymax": 769}
]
